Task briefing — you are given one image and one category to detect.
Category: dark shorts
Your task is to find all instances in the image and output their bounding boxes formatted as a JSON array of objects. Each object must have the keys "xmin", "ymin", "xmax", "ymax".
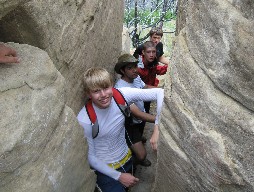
[
  {"xmin": 144, "ymin": 101, "xmax": 151, "ymax": 113},
  {"xmin": 125, "ymin": 122, "xmax": 145, "ymax": 147},
  {"xmin": 95, "ymin": 158, "xmax": 133, "ymax": 192}
]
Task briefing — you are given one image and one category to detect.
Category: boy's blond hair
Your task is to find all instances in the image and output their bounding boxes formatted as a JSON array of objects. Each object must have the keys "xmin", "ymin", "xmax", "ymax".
[{"xmin": 83, "ymin": 68, "xmax": 113, "ymax": 93}]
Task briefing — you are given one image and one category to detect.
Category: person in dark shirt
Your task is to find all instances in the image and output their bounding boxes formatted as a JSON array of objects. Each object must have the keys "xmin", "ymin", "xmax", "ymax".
[{"xmin": 133, "ymin": 27, "xmax": 169, "ymax": 66}]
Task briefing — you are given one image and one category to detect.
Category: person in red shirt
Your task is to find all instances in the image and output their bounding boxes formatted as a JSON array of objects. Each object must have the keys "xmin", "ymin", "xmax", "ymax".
[
  {"xmin": 133, "ymin": 27, "xmax": 169, "ymax": 66},
  {"xmin": 138, "ymin": 41, "xmax": 168, "ymax": 113}
]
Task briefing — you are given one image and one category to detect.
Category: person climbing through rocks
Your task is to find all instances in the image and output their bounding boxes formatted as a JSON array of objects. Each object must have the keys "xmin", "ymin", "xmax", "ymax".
[
  {"xmin": 114, "ymin": 53, "xmax": 157, "ymax": 168},
  {"xmin": 77, "ymin": 67, "xmax": 164, "ymax": 192},
  {"xmin": 134, "ymin": 41, "xmax": 168, "ymax": 114},
  {"xmin": 133, "ymin": 26, "xmax": 169, "ymax": 66}
]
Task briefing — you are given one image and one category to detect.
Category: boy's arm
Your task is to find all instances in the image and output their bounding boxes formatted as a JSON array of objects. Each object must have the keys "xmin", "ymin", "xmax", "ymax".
[
  {"xmin": 78, "ymin": 115, "xmax": 139, "ymax": 187},
  {"xmin": 137, "ymin": 67, "xmax": 148, "ymax": 80},
  {"xmin": 156, "ymin": 65, "xmax": 168, "ymax": 75},
  {"xmin": 131, "ymin": 105, "xmax": 160, "ymax": 151},
  {"xmin": 77, "ymin": 110, "xmax": 121, "ymax": 180},
  {"xmin": 132, "ymin": 98, "xmax": 159, "ymax": 150},
  {"xmin": 119, "ymin": 87, "xmax": 164, "ymax": 125},
  {"xmin": 133, "ymin": 45, "xmax": 143, "ymax": 58},
  {"xmin": 130, "ymin": 104, "xmax": 155, "ymax": 123},
  {"xmin": 118, "ymin": 87, "xmax": 164, "ymax": 150},
  {"xmin": 144, "ymin": 88, "xmax": 163, "ymax": 151},
  {"xmin": 150, "ymin": 124, "xmax": 159, "ymax": 150},
  {"xmin": 143, "ymin": 84, "xmax": 157, "ymax": 89},
  {"xmin": 156, "ymin": 42, "xmax": 169, "ymax": 65},
  {"xmin": 80, "ymin": 124, "xmax": 121, "ymax": 180},
  {"xmin": 158, "ymin": 55, "xmax": 169, "ymax": 65}
]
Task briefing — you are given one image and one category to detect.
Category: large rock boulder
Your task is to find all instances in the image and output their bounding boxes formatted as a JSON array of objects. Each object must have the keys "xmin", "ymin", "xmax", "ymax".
[
  {"xmin": 122, "ymin": 26, "xmax": 132, "ymax": 54},
  {"xmin": 0, "ymin": 43, "xmax": 95, "ymax": 191},
  {"xmin": 0, "ymin": 0, "xmax": 30, "ymax": 19},
  {"xmin": 0, "ymin": 0, "xmax": 123, "ymax": 113},
  {"xmin": 155, "ymin": 0, "xmax": 254, "ymax": 191},
  {"xmin": 0, "ymin": 0, "xmax": 124, "ymax": 191}
]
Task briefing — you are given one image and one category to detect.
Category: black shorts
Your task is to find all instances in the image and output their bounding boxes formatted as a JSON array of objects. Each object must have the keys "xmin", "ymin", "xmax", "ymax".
[{"xmin": 125, "ymin": 121, "xmax": 145, "ymax": 147}]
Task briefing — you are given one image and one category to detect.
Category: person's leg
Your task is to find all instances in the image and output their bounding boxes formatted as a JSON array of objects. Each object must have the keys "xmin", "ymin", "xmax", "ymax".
[
  {"xmin": 144, "ymin": 101, "xmax": 151, "ymax": 113},
  {"xmin": 130, "ymin": 141, "xmax": 146, "ymax": 161},
  {"xmin": 138, "ymin": 121, "xmax": 147, "ymax": 143},
  {"xmin": 129, "ymin": 123, "xmax": 151, "ymax": 167},
  {"xmin": 130, "ymin": 141, "xmax": 151, "ymax": 167},
  {"xmin": 138, "ymin": 121, "xmax": 146, "ymax": 136}
]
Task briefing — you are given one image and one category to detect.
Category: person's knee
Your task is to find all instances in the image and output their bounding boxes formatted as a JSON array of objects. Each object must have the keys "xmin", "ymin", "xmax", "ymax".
[
  {"xmin": 130, "ymin": 141, "xmax": 147, "ymax": 161},
  {"xmin": 137, "ymin": 153, "xmax": 146, "ymax": 161},
  {"xmin": 134, "ymin": 148, "xmax": 147, "ymax": 161}
]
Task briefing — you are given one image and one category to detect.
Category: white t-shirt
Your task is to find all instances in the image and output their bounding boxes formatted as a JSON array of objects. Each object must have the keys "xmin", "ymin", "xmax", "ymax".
[{"xmin": 114, "ymin": 76, "xmax": 145, "ymax": 124}]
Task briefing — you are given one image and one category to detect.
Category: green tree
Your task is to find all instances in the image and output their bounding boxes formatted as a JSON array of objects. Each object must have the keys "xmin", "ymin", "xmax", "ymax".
[{"xmin": 124, "ymin": 0, "xmax": 177, "ymax": 47}]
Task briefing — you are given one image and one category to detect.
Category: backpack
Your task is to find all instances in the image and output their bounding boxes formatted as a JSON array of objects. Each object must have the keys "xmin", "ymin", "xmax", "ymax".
[{"xmin": 85, "ymin": 88, "xmax": 133, "ymax": 139}]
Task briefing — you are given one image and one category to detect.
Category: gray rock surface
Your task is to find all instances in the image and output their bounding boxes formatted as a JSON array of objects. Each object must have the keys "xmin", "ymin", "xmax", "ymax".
[
  {"xmin": 0, "ymin": 0, "xmax": 123, "ymax": 113},
  {"xmin": 3, "ymin": 0, "xmax": 253, "ymax": 191},
  {"xmin": 0, "ymin": 0, "xmax": 30, "ymax": 19},
  {"xmin": 1, "ymin": 0, "xmax": 123, "ymax": 191},
  {"xmin": 122, "ymin": 26, "xmax": 132, "ymax": 54},
  {"xmin": 0, "ymin": 43, "xmax": 95, "ymax": 191},
  {"xmin": 154, "ymin": 0, "xmax": 254, "ymax": 191}
]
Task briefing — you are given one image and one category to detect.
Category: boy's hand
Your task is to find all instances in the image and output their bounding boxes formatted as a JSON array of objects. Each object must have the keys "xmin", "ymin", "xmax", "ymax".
[
  {"xmin": 150, "ymin": 124, "xmax": 159, "ymax": 150},
  {"xmin": 119, "ymin": 173, "xmax": 139, "ymax": 188},
  {"xmin": 0, "ymin": 44, "xmax": 19, "ymax": 64}
]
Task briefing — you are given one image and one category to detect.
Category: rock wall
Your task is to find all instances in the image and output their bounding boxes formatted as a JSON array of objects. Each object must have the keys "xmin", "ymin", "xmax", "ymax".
[
  {"xmin": 0, "ymin": 0, "xmax": 123, "ymax": 191},
  {"xmin": 0, "ymin": 43, "xmax": 95, "ymax": 191},
  {"xmin": 155, "ymin": 0, "xmax": 254, "ymax": 191},
  {"xmin": 122, "ymin": 26, "xmax": 132, "ymax": 54},
  {"xmin": 0, "ymin": 0, "xmax": 123, "ymax": 113},
  {"xmin": 0, "ymin": 0, "xmax": 30, "ymax": 19}
]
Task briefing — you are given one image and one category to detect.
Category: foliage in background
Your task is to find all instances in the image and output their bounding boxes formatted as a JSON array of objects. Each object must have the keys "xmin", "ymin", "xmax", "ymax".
[{"xmin": 124, "ymin": 0, "xmax": 178, "ymax": 48}]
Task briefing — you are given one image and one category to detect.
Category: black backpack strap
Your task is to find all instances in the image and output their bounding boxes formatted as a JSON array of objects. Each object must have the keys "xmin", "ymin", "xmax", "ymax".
[
  {"xmin": 113, "ymin": 88, "xmax": 133, "ymax": 128},
  {"xmin": 112, "ymin": 88, "xmax": 131, "ymax": 118}
]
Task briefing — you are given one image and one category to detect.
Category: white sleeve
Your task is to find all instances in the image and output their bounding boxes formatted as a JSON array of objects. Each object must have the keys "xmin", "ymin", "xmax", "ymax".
[
  {"xmin": 118, "ymin": 87, "xmax": 164, "ymax": 125},
  {"xmin": 77, "ymin": 108, "xmax": 121, "ymax": 180}
]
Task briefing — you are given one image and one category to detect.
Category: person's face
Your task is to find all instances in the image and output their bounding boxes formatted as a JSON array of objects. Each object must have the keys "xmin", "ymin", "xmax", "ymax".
[
  {"xmin": 121, "ymin": 63, "xmax": 138, "ymax": 82},
  {"xmin": 88, "ymin": 86, "xmax": 113, "ymax": 109},
  {"xmin": 142, "ymin": 47, "xmax": 156, "ymax": 63},
  {"xmin": 150, "ymin": 34, "xmax": 162, "ymax": 45}
]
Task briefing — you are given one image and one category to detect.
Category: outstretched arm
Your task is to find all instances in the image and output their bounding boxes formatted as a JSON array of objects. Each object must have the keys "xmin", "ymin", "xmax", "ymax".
[
  {"xmin": 119, "ymin": 87, "xmax": 164, "ymax": 151},
  {"xmin": 130, "ymin": 104, "xmax": 155, "ymax": 123},
  {"xmin": 158, "ymin": 55, "xmax": 169, "ymax": 65},
  {"xmin": 143, "ymin": 84, "xmax": 157, "ymax": 89},
  {"xmin": 150, "ymin": 124, "xmax": 159, "ymax": 150}
]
